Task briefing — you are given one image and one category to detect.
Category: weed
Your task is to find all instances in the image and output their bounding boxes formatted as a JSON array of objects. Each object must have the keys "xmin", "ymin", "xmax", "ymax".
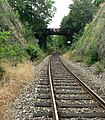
[
  {"xmin": 0, "ymin": 61, "xmax": 34, "ymax": 119},
  {"xmin": 95, "ymin": 62, "xmax": 104, "ymax": 74},
  {"xmin": 0, "ymin": 66, "xmax": 5, "ymax": 80},
  {"xmin": 26, "ymin": 44, "xmax": 44, "ymax": 61}
]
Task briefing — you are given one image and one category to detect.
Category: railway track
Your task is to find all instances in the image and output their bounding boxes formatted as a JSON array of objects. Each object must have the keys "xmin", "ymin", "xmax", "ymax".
[{"xmin": 34, "ymin": 54, "xmax": 105, "ymax": 120}]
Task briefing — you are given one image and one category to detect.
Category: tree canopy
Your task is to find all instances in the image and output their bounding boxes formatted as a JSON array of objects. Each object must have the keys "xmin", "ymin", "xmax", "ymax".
[
  {"xmin": 8, "ymin": 0, "xmax": 56, "ymax": 32},
  {"xmin": 94, "ymin": 0, "xmax": 104, "ymax": 6},
  {"xmin": 60, "ymin": 0, "xmax": 97, "ymax": 31}
]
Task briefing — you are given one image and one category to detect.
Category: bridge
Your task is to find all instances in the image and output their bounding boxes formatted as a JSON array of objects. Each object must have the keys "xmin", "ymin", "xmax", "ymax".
[
  {"xmin": 42, "ymin": 28, "xmax": 78, "ymax": 35},
  {"xmin": 36, "ymin": 28, "xmax": 79, "ymax": 49}
]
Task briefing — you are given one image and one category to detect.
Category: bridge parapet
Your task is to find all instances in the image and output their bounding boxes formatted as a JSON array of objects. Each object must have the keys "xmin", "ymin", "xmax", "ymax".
[{"xmin": 42, "ymin": 28, "xmax": 78, "ymax": 35}]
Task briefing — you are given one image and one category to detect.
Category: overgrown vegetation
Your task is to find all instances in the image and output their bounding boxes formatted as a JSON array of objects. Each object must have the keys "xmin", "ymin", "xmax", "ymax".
[
  {"xmin": 0, "ymin": 30, "xmax": 28, "ymax": 63},
  {"xmin": 47, "ymin": 35, "xmax": 71, "ymax": 54},
  {"xmin": 7, "ymin": 0, "xmax": 56, "ymax": 48},
  {"xmin": 94, "ymin": 62, "xmax": 104, "ymax": 74},
  {"xmin": 26, "ymin": 44, "xmax": 44, "ymax": 61},
  {"xmin": 0, "ymin": 0, "xmax": 53, "ymax": 119},
  {"xmin": 94, "ymin": 0, "xmax": 104, "ymax": 6},
  {"xmin": 0, "ymin": 62, "xmax": 34, "ymax": 119},
  {"xmin": 68, "ymin": 2, "xmax": 105, "ymax": 72},
  {"xmin": 52, "ymin": 0, "xmax": 98, "ymax": 53},
  {"xmin": 61, "ymin": 0, "xmax": 97, "ymax": 30}
]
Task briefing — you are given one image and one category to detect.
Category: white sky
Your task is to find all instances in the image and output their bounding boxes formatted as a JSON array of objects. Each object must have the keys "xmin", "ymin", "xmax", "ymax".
[{"xmin": 48, "ymin": 0, "xmax": 72, "ymax": 28}]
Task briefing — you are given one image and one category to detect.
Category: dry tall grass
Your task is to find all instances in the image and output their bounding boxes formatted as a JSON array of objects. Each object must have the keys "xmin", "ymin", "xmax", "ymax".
[
  {"xmin": 0, "ymin": 61, "xmax": 35, "ymax": 119},
  {"xmin": 63, "ymin": 52, "xmax": 70, "ymax": 59}
]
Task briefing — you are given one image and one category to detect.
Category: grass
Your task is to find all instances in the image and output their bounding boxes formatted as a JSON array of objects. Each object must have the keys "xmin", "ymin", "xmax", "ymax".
[
  {"xmin": 62, "ymin": 52, "xmax": 70, "ymax": 59},
  {"xmin": 0, "ymin": 61, "xmax": 35, "ymax": 119},
  {"xmin": 94, "ymin": 62, "xmax": 104, "ymax": 74}
]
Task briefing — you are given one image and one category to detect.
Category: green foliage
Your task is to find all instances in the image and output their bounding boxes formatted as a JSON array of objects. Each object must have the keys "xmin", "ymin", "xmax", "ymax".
[
  {"xmin": 4, "ymin": 42, "xmax": 27, "ymax": 63},
  {"xmin": 94, "ymin": 62, "xmax": 104, "ymax": 74},
  {"xmin": 70, "ymin": 24, "xmax": 99, "ymax": 65},
  {"xmin": 0, "ymin": 0, "xmax": 4, "ymax": 4},
  {"xmin": 0, "ymin": 31, "xmax": 27, "ymax": 65},
  {"xmin": 61, "ymin": 0, "xmax": 97, "ymax": 30},
  {"xmin": 22, "ymin": 22, "xmax": 35, "ymax": 42},
  {"xmin": 72, "ymin": 30, "xmax": 83, "ymax": 43},
  {"xmin": 0, "ymin": 31, "xmax": 10, "ymax": 59},
  {"xmin": 26, "ymin": 44, "xmax": 44, "ymax": 61},
  {"xmin": 94, "ymin": 0, "xmax": 104, "ymax": 6},
  {"xmin": 69, "ymin": 3, "xmax": 105, "ymax": 68},
  {"xmin": 46, "ymin": 35, "xmax": 70, "ymax": 54},
  {"xmin": 70, "ymin": 30, "xmax": 83, "ymax": 51},
  {"xmin": 8, "ymin": 0, "xmax": 56, "ymax": 47},
  {"xmin": 58, "ymin": 0, "xmax": 97, "ymax": 54},
  {"xmin": 22, "ymin": 23, "xmax": 45, "ymax": 59},
  {"xmin": 84, "ymin": 41, "xmax": 99, "ymax": 65}
]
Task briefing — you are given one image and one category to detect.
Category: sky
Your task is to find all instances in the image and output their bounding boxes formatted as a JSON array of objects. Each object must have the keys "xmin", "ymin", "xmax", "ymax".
[{"xmin": 48, "ymin": 0, "xmax": 72, "ymax": 28}]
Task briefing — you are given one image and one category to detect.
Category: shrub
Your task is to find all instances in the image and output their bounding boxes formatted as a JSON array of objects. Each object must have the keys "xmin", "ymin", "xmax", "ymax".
[
  {"xmin": 0, "ymin": 31, "xmax": 28, "ymax": 65},
  {"xmin": 84, "ymin": 42, "xmax": 99, "ymax": 65},
  {"xmin": 22, "ymin": 22, "xmax": 35, "ymax": 42},
  {"xmin": 0, "ymin": 31, "xmax": 10, "ymax": 59},
  {"xmin": 26, "ymin": 44, "xmax": 44, "ymax": 61},
  {"xmin": 95, "ymin": 62, "xmax": 104, "ymax": 74},
  {"xmin": 6, "ymin": 43, "xmax": 26, "ymax": 64},
  {"xmin": 72, "ymin": 30, "xmax": 83, "ymax": 43}
]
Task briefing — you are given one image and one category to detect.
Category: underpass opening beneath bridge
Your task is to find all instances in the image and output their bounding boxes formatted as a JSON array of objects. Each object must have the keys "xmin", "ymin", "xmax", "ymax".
[{"xmin": 41, "ymin": 28, "xmax": 79, "ymax": 49}]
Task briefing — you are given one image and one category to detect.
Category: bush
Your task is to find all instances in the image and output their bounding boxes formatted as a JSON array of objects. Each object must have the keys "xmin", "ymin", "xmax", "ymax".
[
  {"xmin": 4, "ymin": 42, "xmax": 27, "ymax": 64},
  {"xmin": 26, "ymin": 44, "xmax": 44, "ymax": 61},
  {"xmin": 95, "ymin": 62, "xmax": 104, "ymax": 74},
  {"xmin": 94, "ymin": 0, "xmax": 104, "ymax": 6},
  {"xmin": 72, "ymin": 30, "xmax": 83, "ymax": 43},
  {"xmin": 84, "ymin": 42, "xmax": 99, "ymax": 65},
  {"xmin": 22, "ymin": 22, "xmax": 35, "ymax": 42},
  {"xmin": 0, "ymin": 31, "xmax": 27, "ymax": 65}
]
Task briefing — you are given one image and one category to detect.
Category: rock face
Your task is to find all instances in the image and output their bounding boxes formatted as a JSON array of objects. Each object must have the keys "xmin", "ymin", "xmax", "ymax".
[
  {"xmin": 0, "ymin": 0, "xmax": 25, "ymax": 43},
  {"xmin": 71, "ymin": 3, "xmax": 105, "ymax": 63}
]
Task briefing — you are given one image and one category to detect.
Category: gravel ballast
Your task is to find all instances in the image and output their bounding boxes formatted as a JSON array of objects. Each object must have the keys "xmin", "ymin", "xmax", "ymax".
[
  {"xmin": 5, "ymin": 56, "xmax": 50, "ymax": 120},
  {"xmin": 5, "ymin": 55, "xmax": 105, "ymax": 120},
  {"xmin": 61, "ymin": 56, "xmax": 105, "ymax": 101}
]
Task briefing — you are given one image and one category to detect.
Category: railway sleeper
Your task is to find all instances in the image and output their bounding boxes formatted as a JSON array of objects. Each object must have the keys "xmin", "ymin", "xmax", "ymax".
[
  {"xmin": 35, "ymin": 102, "xmax": 98, "ymax": 108},
  {"xmin": 33, "ymin": 111, "xmax": 105, "ymax": 118}
]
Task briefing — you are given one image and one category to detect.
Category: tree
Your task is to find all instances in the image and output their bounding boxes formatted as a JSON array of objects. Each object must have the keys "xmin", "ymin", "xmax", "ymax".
[
  {"xmin": 59, "ymin": 0, "xmax": 97, "ymax": 51},
  {"xmin": 8, "ymin": 0, "xmax": 56, "ymax": 28},
  {"xmin": 61, "ymin": 0, "xmax": 97, "ymax": 30},
  {"xmin": 94, "ymin": 0, "xmax": 104, "ymax": 6},
  {"xmin": 7, "ymin": 0, "xmax": 56, "ymax": 47}
]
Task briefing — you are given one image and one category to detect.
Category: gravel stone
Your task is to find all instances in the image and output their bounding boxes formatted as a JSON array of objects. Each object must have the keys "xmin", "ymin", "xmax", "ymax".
[
  {"xmin": 5, "ymin": 55, "xmax": 105, "ymax": 120},
  {"xmin": 5, "ymin": 56, "xmax": 50, "ymax": 120},
  {"xmin": 61, "ymin": 56, "xmax": 105, "ymax": 101}
]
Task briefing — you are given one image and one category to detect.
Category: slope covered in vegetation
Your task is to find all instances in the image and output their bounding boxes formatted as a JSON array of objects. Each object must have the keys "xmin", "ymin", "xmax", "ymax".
[
  {"xmin": 69, "ymin": 3, "xmax": 105, "ymax": 68},
  {"xmin": 0, "ymin": 0, "xmax": 25, "ymax": 42},
  {"xmin": 0, "ymin": 0, "xmax": 27, "ymax": 63},
  {"xmin": 0, "ymin": 0, "xmax": 46, "ymax": 119}
]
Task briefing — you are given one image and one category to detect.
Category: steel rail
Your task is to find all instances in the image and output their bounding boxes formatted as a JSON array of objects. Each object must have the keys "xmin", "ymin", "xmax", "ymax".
[
  {"xmin": 48, "ymin": 58, "xmax": 59, "ymax": 120},
  {"xmin": 59, "ymin": 56, "xmax": 105, "ymax": 109}
]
